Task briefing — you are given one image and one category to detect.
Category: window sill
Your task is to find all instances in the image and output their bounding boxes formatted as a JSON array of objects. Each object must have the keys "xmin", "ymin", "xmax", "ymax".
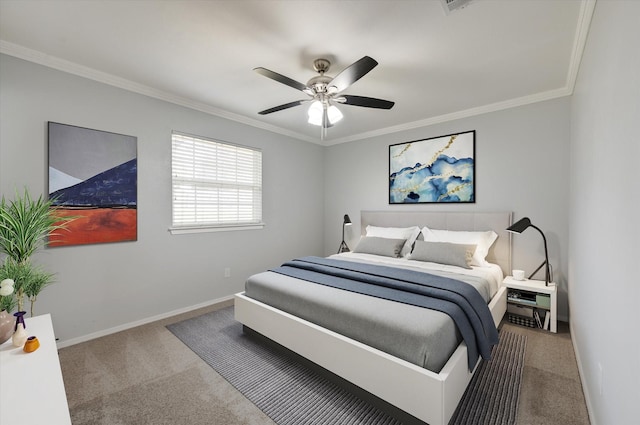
[{"xmin": 169, "ymin": 223, "xmax": 265, "ymax": 235}]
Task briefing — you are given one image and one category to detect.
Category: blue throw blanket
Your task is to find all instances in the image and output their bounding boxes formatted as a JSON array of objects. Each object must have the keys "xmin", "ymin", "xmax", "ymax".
[{"xmin": 270, "ymin": 256, "xmax": 499, "ymax": 370}]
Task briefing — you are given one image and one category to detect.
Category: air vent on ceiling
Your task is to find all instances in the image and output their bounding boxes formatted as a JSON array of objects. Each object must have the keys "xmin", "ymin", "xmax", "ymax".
[{"xmin": 440, "ymin": 0, "xmax": 474, "ymax": 14}]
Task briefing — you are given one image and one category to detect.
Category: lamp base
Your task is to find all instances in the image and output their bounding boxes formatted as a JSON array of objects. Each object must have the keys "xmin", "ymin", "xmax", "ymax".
[
  {"xmin": 528, "ymin": 260, "xmax": 551, "ymax": 286},
  {"xmin": 338, "ymin": 240, "xmax": 350, "ymax": 254}
]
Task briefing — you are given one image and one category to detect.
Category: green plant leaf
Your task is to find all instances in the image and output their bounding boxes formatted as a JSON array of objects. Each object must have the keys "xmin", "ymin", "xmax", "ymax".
[
  {"xmin": 0, "ymin": 188, "xmax": 76, "ymax": 263},
  {"xmin": 0, "ymin": 188, "xmax": 77, "ymax": 314}
]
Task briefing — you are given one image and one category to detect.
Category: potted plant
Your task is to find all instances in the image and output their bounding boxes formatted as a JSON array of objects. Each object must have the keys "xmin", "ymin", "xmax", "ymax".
[
  {"xmin": 0, "ymin": 188, "xmax": 74, "ymax": 317},
  {"xmin": 0, "ymin": 258, "xmax": 53, "ymax": 317},
  {"xmin": 0, "ymin": 277, "xmax": 16, "ymax": 344}
]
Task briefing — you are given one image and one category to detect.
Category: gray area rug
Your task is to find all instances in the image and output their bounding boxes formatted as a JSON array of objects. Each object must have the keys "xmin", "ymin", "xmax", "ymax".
[
  {"xmin": 167, "ymin": 306, "xmax": 526, "ymax": 425},
  {"xmin": 449, "ymin": 330, "xmax": 526, "ymax": 425}
]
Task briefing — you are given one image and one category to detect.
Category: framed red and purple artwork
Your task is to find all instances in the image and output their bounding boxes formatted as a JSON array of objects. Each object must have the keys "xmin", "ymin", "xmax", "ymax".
[{"xmin": 47, "ymin": 122, "xmax": 137, "ymax": 247}]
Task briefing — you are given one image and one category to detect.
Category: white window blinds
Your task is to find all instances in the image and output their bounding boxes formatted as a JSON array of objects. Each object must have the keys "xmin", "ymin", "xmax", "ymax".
[{"xmin": 171, "ymin": 132, "xmax": 262, "ymax": 230}]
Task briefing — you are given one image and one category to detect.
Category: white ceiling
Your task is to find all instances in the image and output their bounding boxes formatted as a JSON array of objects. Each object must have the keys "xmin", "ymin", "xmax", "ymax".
[{"xmin": 0, "ymin": 0, "xmax": 593, "ymax": 145}]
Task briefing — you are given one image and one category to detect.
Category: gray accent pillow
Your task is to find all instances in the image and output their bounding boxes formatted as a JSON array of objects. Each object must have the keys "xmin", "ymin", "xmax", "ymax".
[
  {"xmin": 409, "ymin": 241, "xmax": 477, "ymax": 269},
  {"xmin": 353, "ymin": 236, "xmax": 407, "ymax": 258}
]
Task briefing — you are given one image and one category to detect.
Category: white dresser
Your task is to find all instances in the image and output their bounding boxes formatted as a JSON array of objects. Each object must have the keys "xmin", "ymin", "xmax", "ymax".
[{"xmin": 0, "ymin": 314, "xmax": 72, "ymax": 425}]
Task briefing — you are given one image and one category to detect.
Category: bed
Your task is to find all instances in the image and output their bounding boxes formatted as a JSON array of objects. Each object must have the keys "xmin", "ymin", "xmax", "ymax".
[{"xmin": 235, "ymin": 211, "xmax": 511, "ymax": 425}]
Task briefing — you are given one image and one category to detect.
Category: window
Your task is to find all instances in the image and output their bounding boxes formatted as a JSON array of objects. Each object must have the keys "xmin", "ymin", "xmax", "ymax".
[{"xmin": 170, "ymin": 132, "xmax": 263, "ymax": 233}]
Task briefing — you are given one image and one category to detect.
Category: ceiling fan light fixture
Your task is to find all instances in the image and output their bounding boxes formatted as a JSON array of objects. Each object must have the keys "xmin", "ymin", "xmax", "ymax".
[
  {"xmin": 256, "ymin": 56, "xmax": 391, "ymax": 134},
  {"xmin": 307, "ymin": 100, "xmax": 323, "ymax": 125},
  {"xmin": 327, "ymin": 104, "xmax": 343, "ymax": 124},
  {"xmin": 307, "ymin": 101, "xmax": 343, "ymax": 126}
]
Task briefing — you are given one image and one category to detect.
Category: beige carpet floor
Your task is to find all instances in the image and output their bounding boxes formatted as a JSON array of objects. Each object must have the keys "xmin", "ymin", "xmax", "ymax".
[{"xmin": 58, "ymin": 300, "xmax": 590, "ymax": 424}]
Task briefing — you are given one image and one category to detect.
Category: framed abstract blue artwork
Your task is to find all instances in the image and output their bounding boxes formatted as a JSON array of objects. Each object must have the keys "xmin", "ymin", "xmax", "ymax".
[{"xmin": 389, "ymin": 131, "xmax": 475, "ymax": 204}]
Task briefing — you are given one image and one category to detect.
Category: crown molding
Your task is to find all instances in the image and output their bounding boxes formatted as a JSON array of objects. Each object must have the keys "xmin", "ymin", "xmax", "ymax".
[
  {"xmin": 565, "ymin": 0, "xmax": 597, "ymax": 94},
  {"xmin": 324, "ymin": 0, "xmax": 596, "ymax": 146},
  {"xmin": 324, "ymin": 86, "xmax": 573, "ymax": 146},
  {"xmin": 1, "ymin": 0, "xmax": 594, "ymax": 148},
  {"xmin": 0, "ymin": 40, "xmax": 319, "ymax": 145}
]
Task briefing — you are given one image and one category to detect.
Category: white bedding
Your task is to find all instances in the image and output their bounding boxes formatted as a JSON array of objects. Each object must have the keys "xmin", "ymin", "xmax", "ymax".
[
  {"xmin": 329, "ymin": 252, "xmax": 504, "ymax": 299},
  {"xmin": 244, "ymin": 253, "xmax": 502, "ymax": 372}
]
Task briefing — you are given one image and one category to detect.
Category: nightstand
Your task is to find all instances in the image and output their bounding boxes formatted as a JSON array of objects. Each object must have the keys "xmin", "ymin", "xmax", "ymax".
[{"xmin": 503, "ymin": 276, "xmax": 557, "ymax": 333}]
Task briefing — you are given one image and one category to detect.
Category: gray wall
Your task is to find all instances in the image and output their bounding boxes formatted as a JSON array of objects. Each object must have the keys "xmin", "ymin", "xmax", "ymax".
[
  {"xmin": 0, "ymin": 54, "xmax": 325, "ymax": 343},
  {"xmin": 3, "ymin": 5, "xmax": 639, "ymax": 422},
  {"xmin": 569, "ymin": 2, "xmax": 639, "ymax": 424},
  {"xmin": 323, "ymin": 97, "xmax": 571, "ymax": 320}
]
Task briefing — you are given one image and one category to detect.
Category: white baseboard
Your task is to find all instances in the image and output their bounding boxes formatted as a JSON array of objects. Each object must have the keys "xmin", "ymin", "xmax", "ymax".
[
  {"xmin": 569, "ymin": 320, "xmax": 596, "ymax": 425},
  {"xmin": 56, "ymin": 295, "xmax": 234, "ymax": 349}
]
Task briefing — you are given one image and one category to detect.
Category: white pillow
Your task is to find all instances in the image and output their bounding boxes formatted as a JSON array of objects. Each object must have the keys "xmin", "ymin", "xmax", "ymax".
[
  {"xmin": 365, "ymin": 225, "xmax": 421, "ymax": 257},
  {"xmin": 420, "ymin": 227, "xmax": 498, "ymax": 266}
]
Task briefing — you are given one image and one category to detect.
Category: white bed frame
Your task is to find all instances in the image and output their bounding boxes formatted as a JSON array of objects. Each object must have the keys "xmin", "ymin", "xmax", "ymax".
[{"xmin": 235, "ymin": 211, "xmax": 511, "ymax": 425}]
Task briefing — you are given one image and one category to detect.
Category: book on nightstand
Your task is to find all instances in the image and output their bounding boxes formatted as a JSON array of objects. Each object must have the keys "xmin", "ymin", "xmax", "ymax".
[
  {"xmin": 533, "ymin": 310, "xmax": 543, "ymax": 328},
  {"xmin": 543, "ymin": 312, "xmax": 551, "ymax": 330}
]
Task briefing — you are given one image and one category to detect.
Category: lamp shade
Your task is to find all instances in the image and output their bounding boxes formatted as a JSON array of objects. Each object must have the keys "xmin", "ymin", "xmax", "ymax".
[
  {"xmin": 308, "ymin": 101, "xmax": 343, "ymax": 126},
  {"xmin": 327, "ymin": 105, "xmax": 343, "ymax": 124},
  {"xmin": 307, "ymin": 100, "xmax": 323, "ymax": 126},
  {"xmin": 506, "ymin": 217, "xmax": 532, "ymax": 234},
  {"xmin": 343, "ymin": 214, "xmax": 352, "ymax": 225}
]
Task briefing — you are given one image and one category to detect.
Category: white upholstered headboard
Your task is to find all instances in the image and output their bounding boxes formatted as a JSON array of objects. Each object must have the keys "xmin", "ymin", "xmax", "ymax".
[{"xmin": 360, "ymin": 210, "xmax": 513, "ymax": 276}]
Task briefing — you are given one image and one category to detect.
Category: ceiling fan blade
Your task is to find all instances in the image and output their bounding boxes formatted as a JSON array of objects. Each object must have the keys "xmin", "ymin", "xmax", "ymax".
[
  {"xmin": 328, "ymin": 56, "xmax": 378, "ymax": 93},
  {"xmin": 258, "ymin": 100, "xmax": 306, "ymax": 115},
  {"xmin": 339, "ymin": 95, "xmax": 395, "ymax": 109},
  {"xmin": 254, "ymin": 67, "xmax": 309, "ymax": 92}
]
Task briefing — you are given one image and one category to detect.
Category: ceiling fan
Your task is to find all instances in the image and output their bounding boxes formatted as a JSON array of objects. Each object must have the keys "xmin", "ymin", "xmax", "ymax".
[{"xmin": 254, "ymin": 56, "xmax": 394, "ymax": 137}]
